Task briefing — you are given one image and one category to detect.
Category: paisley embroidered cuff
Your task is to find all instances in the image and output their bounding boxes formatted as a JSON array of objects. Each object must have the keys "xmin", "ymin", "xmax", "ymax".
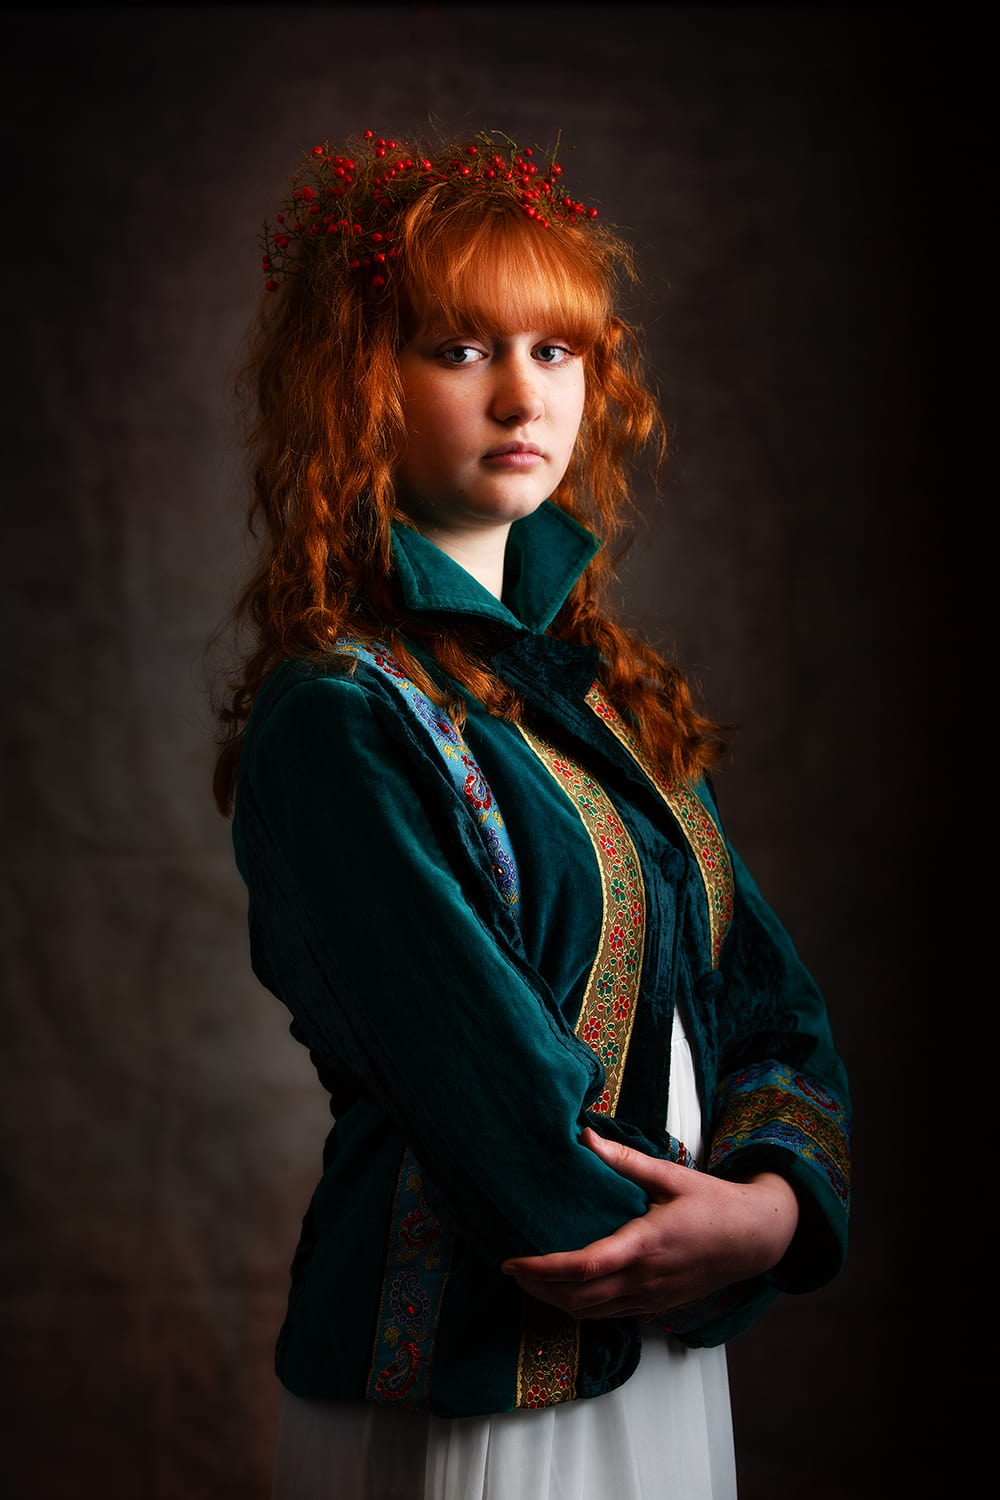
[{"xmin": 708, "ymin": 1060, "xmax": 851, "ymax": 1291}]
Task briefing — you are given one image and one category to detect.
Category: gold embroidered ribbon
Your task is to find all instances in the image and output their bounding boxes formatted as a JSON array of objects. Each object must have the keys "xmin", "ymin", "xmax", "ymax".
[
  {"xmin": 513, "ymin": 725, "xmax": 647, "ymax": 1406},
  {"xmin": 511, "ymin": 693, "xmax": 734, "ymax": 1405},
  {"xmin": 584, "ymin": 685, "xmax": 733, "ymax": 969}
]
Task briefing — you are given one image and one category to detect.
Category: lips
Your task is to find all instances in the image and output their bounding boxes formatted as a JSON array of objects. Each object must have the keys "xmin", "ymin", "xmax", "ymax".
[
  {"xmin": 483, "ymin": 442, "xmax": 545, "ymax": 465},
  {"xmin": 482, "ymin": 438, "xmax": 542, "ymax": 456}
]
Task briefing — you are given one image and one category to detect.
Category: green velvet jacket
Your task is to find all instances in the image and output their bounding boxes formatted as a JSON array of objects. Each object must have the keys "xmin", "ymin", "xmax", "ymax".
[{"xmin": 233, "ymin": 502, "xmax": 851, "ymax": 1419}]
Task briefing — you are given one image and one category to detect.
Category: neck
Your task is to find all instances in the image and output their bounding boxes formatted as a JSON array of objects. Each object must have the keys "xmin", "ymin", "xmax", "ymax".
[{"xmin": 413, "ymin": 522, "xmax": 511, "ymax": 599}]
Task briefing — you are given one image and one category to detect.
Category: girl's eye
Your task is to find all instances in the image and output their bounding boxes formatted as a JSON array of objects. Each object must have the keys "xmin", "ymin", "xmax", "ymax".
[
  {"xmin": 440, "ymin": 345, "xmax": 484, "ymax": 365},
  {"xmin": 534, "ymin": 344, "xmax": 574, "ymax": 365}
]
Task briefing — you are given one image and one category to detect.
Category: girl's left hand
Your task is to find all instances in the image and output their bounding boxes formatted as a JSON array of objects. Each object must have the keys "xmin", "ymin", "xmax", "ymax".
[{"xmin": 501, "ymin": 1127, "xmax": 799, "ymax": 1322}]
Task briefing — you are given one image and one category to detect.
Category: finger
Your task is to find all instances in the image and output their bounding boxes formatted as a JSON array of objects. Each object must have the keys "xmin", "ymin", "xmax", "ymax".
[
  {"xmin": 513, "ymin": 1276, "xmax": 679, "ymax": 1322},
  {"xmin": 581, "ymin": 1129, "xmax": 690, "ymax": 1198},
  {"xmin": 512, "ymin": 1273, "xmax": 643, "ymax": 1315},
  {"xmin": 502, "ymin": 1224, "xmax": 645, "ymax": 1282}
]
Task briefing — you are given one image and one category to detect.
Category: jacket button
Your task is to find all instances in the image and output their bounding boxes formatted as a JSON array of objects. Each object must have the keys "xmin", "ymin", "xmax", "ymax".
[{"xmin": 659, "ymin": 846, "xmax": 686, "ymax": 882}]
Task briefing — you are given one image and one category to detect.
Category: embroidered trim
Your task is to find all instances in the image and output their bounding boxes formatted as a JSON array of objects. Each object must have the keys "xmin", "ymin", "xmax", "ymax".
[
  {"xmin": 366, "ymin": 1150, "xmax": 452, "ymax": 1407},
  {"xmin": 584, "ymin": 686, "xmax": 734, "ymax": 968},
  {"xmin": 517, "ymin": 725, "xmax": 646, "ymax": 1116},
  {"xmin": 515, "ymin": 1299, "xmax": 581, "ymax": 1409},
  {"xmin": 336, "ymin": 639, "xmax": 519, "ymax": 905},
  {"xmin": 512, "ymin": 724, "xmax": 648, "ymax": 1407},
  {"xmin": 709, "ymin": 1062, "xmax": 852, "ymax": 1212},
  {"xmin": 339, "ymin": 640, "xmax": 524, "ymax": 1408}
]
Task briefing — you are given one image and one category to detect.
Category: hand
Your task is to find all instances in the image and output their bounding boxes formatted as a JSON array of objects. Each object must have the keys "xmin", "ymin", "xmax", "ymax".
[{"xmin": 501, "ymin": 1127, "xmax": 799, "ymax": 1322}]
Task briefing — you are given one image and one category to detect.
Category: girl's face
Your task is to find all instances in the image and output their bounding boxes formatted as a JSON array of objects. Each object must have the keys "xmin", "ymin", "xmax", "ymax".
[{"xmin": 394, "ymin": 324, "xmax": 586, "ymax": 539}]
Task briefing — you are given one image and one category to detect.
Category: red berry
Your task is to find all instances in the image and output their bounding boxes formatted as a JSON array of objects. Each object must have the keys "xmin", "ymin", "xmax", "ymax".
[
  {"xmin": 372, "ymin": 274, "xmax": 385, "ymax": 287},
  {"xmin": 364, "ymin": 130, "xmax": 374, "ymax": 139},
  {"xmin": 311, "ymin": 146, "xmax": 324, "ymax": 157},
  {"xmin": 265, "ymin": 279, "xmax": 279, "ymax": 291}
]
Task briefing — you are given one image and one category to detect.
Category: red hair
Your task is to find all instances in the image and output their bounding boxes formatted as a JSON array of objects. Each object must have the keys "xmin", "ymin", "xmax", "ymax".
[{"xmin": 213, "ymin": 133, "xmax": 725, "ymax": 812}]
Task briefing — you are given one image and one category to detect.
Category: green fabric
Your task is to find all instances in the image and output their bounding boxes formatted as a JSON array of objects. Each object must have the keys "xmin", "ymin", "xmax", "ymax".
[
  {"xmin": 391, "ymin": 501, "xmax": 600, "ymax": 631},
  {"xmin": 232, "ymin": 502, "xmax": 851, "ymax": 1416}
]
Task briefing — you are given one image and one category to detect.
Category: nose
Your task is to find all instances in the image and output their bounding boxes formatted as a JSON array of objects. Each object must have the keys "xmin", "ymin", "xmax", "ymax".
[{"xmin": 490, "ymin": 352, "xmax": 543, "ymax": 426}]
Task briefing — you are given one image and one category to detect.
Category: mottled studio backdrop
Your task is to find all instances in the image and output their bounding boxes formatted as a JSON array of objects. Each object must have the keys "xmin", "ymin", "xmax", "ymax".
[{"xmin": 3, "ymin": 6, "xmax": 939, "ymax": 1499}]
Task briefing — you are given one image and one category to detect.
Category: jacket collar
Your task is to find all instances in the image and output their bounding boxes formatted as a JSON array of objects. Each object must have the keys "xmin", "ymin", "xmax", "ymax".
[{"xmin": 390, "ymin": 501, "xmax": 601, "ymax": 635}]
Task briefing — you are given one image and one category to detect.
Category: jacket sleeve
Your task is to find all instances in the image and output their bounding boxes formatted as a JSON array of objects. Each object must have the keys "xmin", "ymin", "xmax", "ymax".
[
  {"xmin": 706, "ymin": 842, "xmax": 852, "ymax": 1294},
  {"xmin": 234, "ymin": 671, "xmax": 649, "ymax": 1266},
  {"xmin": 661, "ymin": 823, "xmax": 851, "ymax": 1348}
]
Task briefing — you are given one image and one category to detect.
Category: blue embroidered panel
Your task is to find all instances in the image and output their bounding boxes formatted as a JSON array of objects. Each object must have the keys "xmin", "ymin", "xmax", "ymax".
[
  {"xmin": 336, "ymin": 640, "xmax": 524, "ymax": 1407},
  {"xmin": 337, "ymin": 639, "xmax": 520, "ymax": 907},
  {"xmin": 708, "ymin": 1059, "xmax": 852, "ymax": 1214}
]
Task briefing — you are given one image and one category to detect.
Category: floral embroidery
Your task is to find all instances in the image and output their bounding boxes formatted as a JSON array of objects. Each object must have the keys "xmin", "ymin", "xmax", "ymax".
[
  {"xmin": 515, "ymin": 1299, "xmax": 581, "ymax": 1408},
  {"xmin": 513, "ymin": 726, "xmax": 648, "ymax": 1408},
  {"xmin": 584, "ymin": 686, "xmax": 734, "ymax": 968},
  {"xmin": 516, "ymin": 725, "xmax": 646, "ymax": 1117}
]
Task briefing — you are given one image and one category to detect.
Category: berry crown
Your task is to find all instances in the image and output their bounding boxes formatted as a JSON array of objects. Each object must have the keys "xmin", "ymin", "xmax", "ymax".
[{"xmin": 260, "ymin": 129, "xmax": 599, "ymax": 293}]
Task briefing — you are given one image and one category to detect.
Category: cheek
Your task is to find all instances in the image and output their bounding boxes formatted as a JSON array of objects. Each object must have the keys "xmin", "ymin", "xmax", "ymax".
[
  {"xmin": 405, "ymin": 384, "xmax": 470, "ymax": 449},
  {"xmin": 567, "ymin": 375, "xmax": 587, "ymax": 443}
]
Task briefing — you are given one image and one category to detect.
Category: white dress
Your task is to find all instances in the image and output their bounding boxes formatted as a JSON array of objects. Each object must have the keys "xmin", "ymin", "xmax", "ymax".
[{"xmin": 271, "ymin": 1009, "xmax": 738, "ymax": 1500}]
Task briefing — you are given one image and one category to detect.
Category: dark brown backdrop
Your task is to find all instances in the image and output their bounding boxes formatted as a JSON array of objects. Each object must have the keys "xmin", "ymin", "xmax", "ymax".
[{"xmin": 3, "ymin": 6, "xmax": 943, "ymax": 1498}]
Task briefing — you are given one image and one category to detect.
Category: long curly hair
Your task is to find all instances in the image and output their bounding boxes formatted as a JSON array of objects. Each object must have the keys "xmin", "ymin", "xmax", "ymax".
[{"xmin": 213, "ymin": 131, "xmax": 726, "ymax": 812}]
